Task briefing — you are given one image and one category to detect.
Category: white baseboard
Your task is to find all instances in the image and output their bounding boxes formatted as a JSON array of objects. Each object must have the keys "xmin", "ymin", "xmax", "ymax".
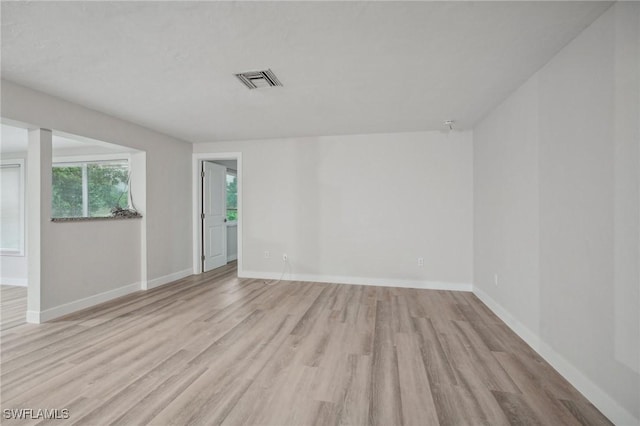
[
  {"xmin": 240, "ymin": 270, "xmax": 472, "ymax": 292},
  {"xmin": 25, "ymin": 268, "xmax": 193, "ymax": 324},
  {"xmin": 26, "ymin": 310, "xmax": 40, "ymax": 323},
  {"xmin": 227, "ymin": 254, "xmax": 238, "ymax": 262},
  {"xmin": 473, "ymin": 286, "xmax": 639, "ymax": 426},
  {"xmin": 1, "ymin": 277, "xmax": 27, "ymax": 287},
  {"xmin": 29, "ymin": 282, "xmax": 141, "ymax": 324},
  {"xmin": 144, "ymin": 268, "xmax": 192, "ymax": 290}
]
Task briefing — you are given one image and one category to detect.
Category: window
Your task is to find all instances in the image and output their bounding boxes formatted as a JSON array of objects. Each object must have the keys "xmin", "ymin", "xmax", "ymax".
[
  {"xmin": 1, "ymin": 160, "xmax": 25, "ymax": 255},
  {"xmin": 226, "ymin": 172, "xmax": 237, "ymax": 222},
  {"xmin": 52, "ymin": 159, "xmax": 129, "ymax": 218}
]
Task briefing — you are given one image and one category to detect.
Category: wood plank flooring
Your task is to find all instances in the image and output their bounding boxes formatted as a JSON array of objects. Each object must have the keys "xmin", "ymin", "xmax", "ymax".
[
  {"xmin": 0, "ymin": 285, "xmax": 27, "ymax": 331},
  {"xmin": 0, "ymin": 264, "xmax": 611, "ymax": 425}
]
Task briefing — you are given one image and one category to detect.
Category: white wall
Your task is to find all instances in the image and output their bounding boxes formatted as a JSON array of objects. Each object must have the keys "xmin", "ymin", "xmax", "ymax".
[
  {"xmin": 0, "ymin": 256, "xmax": 27, "ymax": 286},
  {"xmin": 195, "ymin": 130, "xmax": 473, "ymax": 289},
  {"xmin": 474, "ymin": 3, "xmax": 639, "ymax": 424},
  {"xmin": 1, "ymin": 80, "xmax": 193, "ymax": 317},
  {"xmin": 227, "ymin": 224, "xmax": 238, "ymax": 262},
  {"xmin": 43, "ymin": 220, "xmax": 141, "ymax": 309}
]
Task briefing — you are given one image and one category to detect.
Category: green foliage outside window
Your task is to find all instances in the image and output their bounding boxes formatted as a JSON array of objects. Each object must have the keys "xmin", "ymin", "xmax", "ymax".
[
  {"xmin": 226, "ymin": 174, "xmax": 237, "ymax": 221},
  {"xmin": 51, "ymin": 166, "xmax": 83, "ymax": 218},
  {"xmin": 52, "ymin": 162, "xmax": 129, "ymax": 218},
  {"xmin": 88, "ymin": 164, "xmax": 129, "ymax": 216}
]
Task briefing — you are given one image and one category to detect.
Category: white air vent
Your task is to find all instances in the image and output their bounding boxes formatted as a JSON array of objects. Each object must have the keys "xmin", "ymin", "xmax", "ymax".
[{"xmin": 235, "ymin": 69, "xmax": 282, "ymax": 90}]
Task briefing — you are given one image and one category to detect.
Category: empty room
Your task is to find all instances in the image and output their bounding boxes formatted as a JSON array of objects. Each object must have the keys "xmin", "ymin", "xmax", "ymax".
[{"xmin": 0, "ymin": 1, "xmax": 638, "ymax": 425}]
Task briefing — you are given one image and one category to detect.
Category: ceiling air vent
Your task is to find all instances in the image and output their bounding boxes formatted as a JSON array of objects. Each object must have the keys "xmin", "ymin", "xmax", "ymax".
[{"xmin": 234, "ymin": 69, "xmax": 283, "ymax": 90}]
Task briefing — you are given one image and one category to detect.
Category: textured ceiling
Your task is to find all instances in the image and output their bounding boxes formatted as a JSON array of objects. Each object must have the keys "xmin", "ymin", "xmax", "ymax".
[{"xmin": 1, "ymin": 1, "xmax": 611, "ymax": 143}]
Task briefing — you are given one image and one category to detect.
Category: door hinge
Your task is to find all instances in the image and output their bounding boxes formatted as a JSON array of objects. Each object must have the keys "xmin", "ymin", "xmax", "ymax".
[
  {"xmin": 201, "ymin": 255, "xmax": 205, "ymax": 262},
  {"xmin": 201, "ymin": 213, "xmax": 205, "ymax": 220},
  {"xmin": 201, "ymin": 170, "xmax": 205, "ymax": 178}
]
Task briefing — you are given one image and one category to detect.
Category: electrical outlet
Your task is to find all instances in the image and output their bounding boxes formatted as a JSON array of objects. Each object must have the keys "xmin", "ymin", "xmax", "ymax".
[
  {"xmin": 417, "ymin": 257, "xmax": 424, "ymax": 267},
  {"xmin": 494, "ymin": 273, "xmax": 499, "ymax": 286},
  {"xmin": 264, "ymin": 251, "xmax": 270, "ymax": 259},
  {"xmin": 282, "ymin": 253, "xmax": 288, "ymax": 262}
]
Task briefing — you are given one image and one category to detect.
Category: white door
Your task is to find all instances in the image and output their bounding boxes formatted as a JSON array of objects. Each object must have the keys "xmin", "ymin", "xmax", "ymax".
[{"xmin": 202, "ymin": 161, "xmax": 227, "ymax": 272}]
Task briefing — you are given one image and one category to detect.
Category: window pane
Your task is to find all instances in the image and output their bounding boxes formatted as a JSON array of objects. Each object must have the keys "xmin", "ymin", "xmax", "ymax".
[
  {"xmin": 88, "ymin": 162, "xmax": 129, "ymax": 217},
  {"xmin": 52, "ymin": 166, "xmax": 83, "ymax": 218},
  {"xmin": 1, "ymin": 165, "xmax": 22, "ymax": 251},
  {"xmin": 226, "ymin": 173, "xmax": 237, "ymax": 221}
]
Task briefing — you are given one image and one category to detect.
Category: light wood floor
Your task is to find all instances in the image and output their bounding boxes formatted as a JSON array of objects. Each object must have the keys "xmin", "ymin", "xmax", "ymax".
[
  {"xmin": 0, "ymin": 263, "xmax": 611, "ymax": 425},
  {"xmin": 0, "ymin": 285, "xmax": 27, "ymax": 331}
]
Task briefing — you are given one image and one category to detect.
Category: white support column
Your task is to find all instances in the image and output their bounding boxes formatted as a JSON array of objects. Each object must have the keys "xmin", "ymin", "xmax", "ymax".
[
  {"xmin": 26, "ymin": 128, "xmax": 52, "ymax": 324},
  {"xmin": 130, "ymin": 151, "xmax": 147, "ymax": 289}
]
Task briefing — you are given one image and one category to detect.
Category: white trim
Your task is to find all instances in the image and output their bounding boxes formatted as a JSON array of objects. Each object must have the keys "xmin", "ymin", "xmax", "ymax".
[
  {"xmin": 0, "ymin": 250, "xmax": 24, "ymax": 257},
  {"xmin": 240, "ymin": 270, "xmax": 472, "ymax": 292},
  {"xmin": 192, "ymin": 152, "xmax": 243, "ymax": 276},
  {"xmin": 1, "ymin": 277, "xmax": 27, "ymax": 287},
  {"xmin": 81, "ymin": 163, "xmax": 89, "ymax": 217},
  {"xmin": 144, "ymin": 268, "xmax": 192, "ymax": 290},
  {"xmin": 130, "ymin": 151, "xmax": 147, "ymax": 294},
  {"xmin": 27, "ymin": 281, "xmax": 141, "ymax": 324},
  {"xmin": 25, "ymin": 267, "xmax": 193, "ymax": 324},
  {"xmin": 227, "ymin": 254, "xmax": 238, "ymax": 262},
  {"xmin": 51, "ymin": 155, "xmax": 132, "ymax": 218},
  {"xmin": 473, "ymin": 286, "xmax": 639, "ymax": 426},
  {"xmin": 26, "ymin": 310, "xmax": 40, "ymax": 324},
  {"xmin": 472, "ymin": 286, "xmax": 543, "ymax": 351},
  {"xmin": 52, "ymin": 130, "xmax": 140, "ymax": 154},
  {"xmin": 52, "ymin": 153, "xmax": 131, "ymax": 164}
]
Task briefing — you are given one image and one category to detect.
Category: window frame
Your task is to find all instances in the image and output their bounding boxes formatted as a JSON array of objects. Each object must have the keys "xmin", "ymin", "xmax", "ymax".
[
  {"xmin": 225, "ymin": 170, "xmax": 238, "ymax": 225},
  {"xmin": 52, "ymin": 154, "xmax": 131, "ymax": 219},
  {"xmin": 0, "ymin": 159, "xmax": 25, "ymax": 256}
]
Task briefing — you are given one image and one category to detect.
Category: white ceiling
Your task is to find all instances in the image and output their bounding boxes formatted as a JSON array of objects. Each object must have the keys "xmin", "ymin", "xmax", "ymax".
[{"xmin": 1, "ymin": 1, "xmax": 611, "ymax": 143}]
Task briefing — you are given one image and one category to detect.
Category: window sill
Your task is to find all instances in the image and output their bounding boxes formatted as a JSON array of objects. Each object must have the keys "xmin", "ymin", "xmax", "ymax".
[
  {"xmin": 51, "ymin": 215, "xmax": 142, "ymax": 223},
  {"xmin": 0, "ymin": 250, "xmax": 25, "ymax": 257}
]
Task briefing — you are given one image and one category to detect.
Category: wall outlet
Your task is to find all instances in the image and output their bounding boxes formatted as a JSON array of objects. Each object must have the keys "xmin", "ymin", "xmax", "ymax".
[
  {"xmin": 282, "ymin": 253, "xmax": 288, "ymax": 262},
  {"xmin": 494, "ymin": 273, "xmax": 499, "ymax": 286},
  {"xmin": 417, "ymin": 257, "xmax": 424, "ymax": 267},
  {"xmin": 264, "ymin": 251, "xmax": 270, "ymax": 259}
]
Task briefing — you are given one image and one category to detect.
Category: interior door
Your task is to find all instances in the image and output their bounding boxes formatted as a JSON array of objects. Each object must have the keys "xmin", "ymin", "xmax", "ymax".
[{"xmin": 202, "ymin": 161, "xmax": 227, "ymax": 272}]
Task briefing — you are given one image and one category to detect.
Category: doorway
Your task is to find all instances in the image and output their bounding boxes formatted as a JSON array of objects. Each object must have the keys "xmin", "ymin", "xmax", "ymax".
[{"xmin": 192, "ymin": 153, "xmax": 242, "ymax": 275}]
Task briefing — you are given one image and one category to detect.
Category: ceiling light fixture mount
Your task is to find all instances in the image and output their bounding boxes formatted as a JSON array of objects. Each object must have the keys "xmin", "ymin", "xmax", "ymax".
[{"xmin": 235, "ymin": 69, "xmax": 283, "ymax": 90}]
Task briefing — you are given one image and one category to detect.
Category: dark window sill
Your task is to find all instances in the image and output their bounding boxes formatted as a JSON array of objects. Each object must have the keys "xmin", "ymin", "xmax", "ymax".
[{"xmin": 51, "ymin": 215, "xmax": 142, "ymax": 223}]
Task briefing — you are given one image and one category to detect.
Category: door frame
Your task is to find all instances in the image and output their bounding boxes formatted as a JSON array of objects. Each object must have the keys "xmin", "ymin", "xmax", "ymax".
[{"xmin": 192, "ymin": 152, "xmax": 242, "ymax": 275}]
